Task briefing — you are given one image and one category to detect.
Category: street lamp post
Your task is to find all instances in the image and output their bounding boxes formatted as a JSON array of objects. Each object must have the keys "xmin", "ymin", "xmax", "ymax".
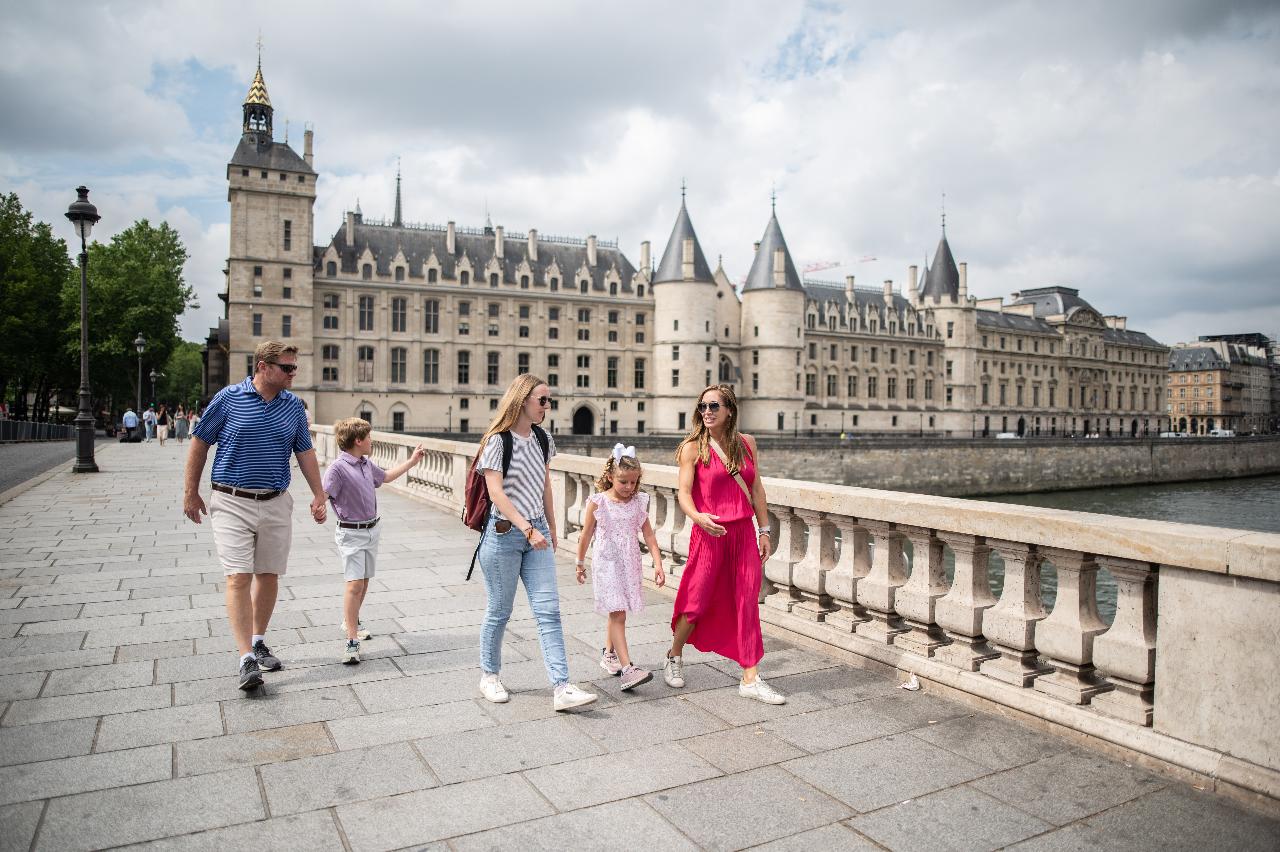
[
  {"xmin": 65, "ymin": 186, "xmax": 100, "ymax": 473},
  {"xmin": 133, "ymin": 333, "xmax": 146, "ymax": 416},
  {"xmin": 446, "ymin": 405, "xmax": 452, "ymax": 433},
  {"xmin": 150, "ymin": 369, "xmax": 162, "ymax": 406}
]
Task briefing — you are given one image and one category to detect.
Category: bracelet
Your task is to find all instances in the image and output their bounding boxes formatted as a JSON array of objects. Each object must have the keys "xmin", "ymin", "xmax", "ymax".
[
  {"xmin": 757, "ymin": 525, "xmax": 772, "ymax": 536},
  {"xmin": 522, "ymin": 526, "xmax": 533, "ymax": 538}
]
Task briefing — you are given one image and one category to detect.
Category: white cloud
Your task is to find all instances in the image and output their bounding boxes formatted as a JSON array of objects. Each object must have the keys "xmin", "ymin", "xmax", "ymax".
[{"xmin": 1, "ymin": 1, "xmax": 1277, "ymax": 344}]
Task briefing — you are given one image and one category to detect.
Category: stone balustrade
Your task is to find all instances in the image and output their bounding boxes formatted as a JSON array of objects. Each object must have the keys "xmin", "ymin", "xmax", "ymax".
[{"xmin": 313, "ymin": 426, "xmax": 1280, "ymax": 803}]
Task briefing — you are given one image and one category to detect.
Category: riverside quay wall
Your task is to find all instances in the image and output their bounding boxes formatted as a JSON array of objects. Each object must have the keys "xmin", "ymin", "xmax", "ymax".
[
  {"xmin": 313, "ymin": 425, "xmax": 1280, "ymax": 808},
  {"xmin": 538, "ymin": 434, "xmax": 1280, "ymax": 497}
]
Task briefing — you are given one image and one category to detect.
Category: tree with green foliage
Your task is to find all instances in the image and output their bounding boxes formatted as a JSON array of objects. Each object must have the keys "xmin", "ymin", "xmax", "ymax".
[
  {"xmin": 0, "ymin": 193, "xmax": 76, "ymax": 420},
  {"xmin": 60, "ymin": 219, "xmax": 195, "ymax": 417},
  {"xmin": 158, "ymin": 340, "xmax": 204, "ymax": 409}
]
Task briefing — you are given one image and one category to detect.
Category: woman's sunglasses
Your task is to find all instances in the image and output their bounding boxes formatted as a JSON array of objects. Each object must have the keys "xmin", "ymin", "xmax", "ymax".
[
  {"xmin": 697, "ymin": 402, "xmax": 723, "ymax": 413},
  {"xmin": 533, "ymin": 396, "xmax": 552, "ymax": 406}
]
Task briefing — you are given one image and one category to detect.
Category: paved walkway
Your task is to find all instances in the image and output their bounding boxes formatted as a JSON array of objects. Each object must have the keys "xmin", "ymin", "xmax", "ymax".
[{"xmin": 1, "ymin": 442, "xmax": 1277, "ymax": 851}]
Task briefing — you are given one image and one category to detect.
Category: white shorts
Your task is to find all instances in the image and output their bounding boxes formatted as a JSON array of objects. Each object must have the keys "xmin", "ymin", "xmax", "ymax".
[
  {"xmin": 335, "ymin": 522, "xmax": 380, "ymax": 581},
  {"xmin": 209, "ymin": 489, "xmax": 293, "ymax": 576}
]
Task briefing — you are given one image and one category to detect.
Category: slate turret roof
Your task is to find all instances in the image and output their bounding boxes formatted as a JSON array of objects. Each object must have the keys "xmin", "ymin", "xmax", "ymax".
[
  {"xmin": 742, "ymin": 212, "xmax": 804, "ymax": 293},
  {"xmin": 653, "ymin": 201, "xmax": 713, "ymax": 284},
  {"xmin": 921, "ymin": 234, "xmax": 959, "ymax": 302}
]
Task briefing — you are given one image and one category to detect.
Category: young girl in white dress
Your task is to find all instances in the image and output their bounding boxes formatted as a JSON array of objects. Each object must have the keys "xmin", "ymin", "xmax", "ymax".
[{"xmin": 575, "ymin": 444, "xmax": 666, "ymax": 691}]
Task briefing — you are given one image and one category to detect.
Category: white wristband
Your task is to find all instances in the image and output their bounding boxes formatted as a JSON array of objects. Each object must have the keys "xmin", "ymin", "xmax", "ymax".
[{"xmin": 757, "ymin": 525, "xmax": 772, "ymax": 536}]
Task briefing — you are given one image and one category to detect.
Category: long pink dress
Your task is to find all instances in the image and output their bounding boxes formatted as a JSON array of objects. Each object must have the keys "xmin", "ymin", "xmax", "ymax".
[
  {"xmin": 670, "ymin": 440, "xmax": 764, "ymax": 668},
  {"xmin": 588, "ymin": 491, "xmax": 649, "ymax": 615}
]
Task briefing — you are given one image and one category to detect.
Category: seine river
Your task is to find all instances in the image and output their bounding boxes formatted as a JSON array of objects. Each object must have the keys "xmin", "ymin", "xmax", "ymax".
[{"xmin": 967, "ymin": 474, "xmax": 1280, "ymax": 622}]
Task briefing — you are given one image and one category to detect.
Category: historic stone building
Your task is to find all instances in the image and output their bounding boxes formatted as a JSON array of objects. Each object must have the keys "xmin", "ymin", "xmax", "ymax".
[
  {"xmin": 1167, "ymin": 335, "xmax": 1274, "ymax": 435},
  {"xmin": 206, "ymin": 62, "xmax": 1168, "ymax": 438}
]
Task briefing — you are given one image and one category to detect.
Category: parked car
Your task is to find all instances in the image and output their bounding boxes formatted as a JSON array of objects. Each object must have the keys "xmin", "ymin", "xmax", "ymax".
[
  {"xmin": 1209, "ymin": 429, "xmax": 1236, "ymax": 437},
  {"xmin": 1158, "ymin": 431, "xmax": 1189, "ymax": 438},
  {"xmin": 995, "ymin": 432, "xmax": 1022, "ymax": 439}
]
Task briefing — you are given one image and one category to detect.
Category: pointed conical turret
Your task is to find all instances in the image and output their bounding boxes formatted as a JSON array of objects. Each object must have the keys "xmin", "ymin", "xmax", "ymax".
[
  {"xmin": 653, "ymin": 197, "xmax": 713, "ymax": 283},
  {"xmin": 921, "ymin": 233, "xmax": 959, "ymax": 302},
  {"xmin": 742, "ymin": 210, "xmax": 803, "ymax": 293}
]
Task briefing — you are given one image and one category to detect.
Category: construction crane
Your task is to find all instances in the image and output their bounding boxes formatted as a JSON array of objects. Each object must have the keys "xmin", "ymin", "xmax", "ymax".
[{"xmin": 802, "ymin": 261, "xmax": 841, "ymax": 275}]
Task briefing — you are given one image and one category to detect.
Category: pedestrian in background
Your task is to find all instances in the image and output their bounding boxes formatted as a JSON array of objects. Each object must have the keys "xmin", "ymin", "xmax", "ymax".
[
  {"xmin": 174, "ymin": 404, "xmax": 189, "ymax": 443},
  {"xmin": 143, "ymin": 404, "xmax": 157, "ymax": 441},
  {"xmin": 157, "ymin": 404, "xmax": 171, "ymax": 446}
]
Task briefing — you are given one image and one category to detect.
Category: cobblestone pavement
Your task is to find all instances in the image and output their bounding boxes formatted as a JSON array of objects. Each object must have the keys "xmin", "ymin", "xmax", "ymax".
[{"xmin": 1, "ymin": 442, "xmax": 1277, "ymax": 851}]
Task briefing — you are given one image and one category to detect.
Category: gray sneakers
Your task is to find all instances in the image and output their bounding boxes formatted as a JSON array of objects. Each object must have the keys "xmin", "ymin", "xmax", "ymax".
[
  {"xmin": 238, "ymin": 657, "xmax": 263, "ymax": 691},
  {"xmin": 619, "ymin": 665, "xmax": 652, "ymax": 691},
  {"xmin": 252, "ymin": 640, "xmax": 282, "ymax": 672},
  {"xmin": 662, "ymin": 655, "xmax": 685, "ymax": 688}
]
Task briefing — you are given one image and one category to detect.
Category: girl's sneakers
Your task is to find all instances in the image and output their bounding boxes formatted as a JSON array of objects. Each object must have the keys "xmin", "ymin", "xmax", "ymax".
[
  {"xmin": 739, "ymin": 676, "xmax": 786, "ymax": 705},
  {"xmin": 619, "ymin": 665, "xmax": 652, "ymax": 691},
  {"xmin": 342, "ymin": 640, "xmax": 361, "ymax": 665},
  {"xmin": 479, "ymin": 673, "xmax": 509, "ymax": 703},
  {"xmin": 342, "ymin": 622, "xmax": 372, "ymax": 641},
  {"xmin": 600, "ymin": 648, "xmax": 623, "ymax": 676}
]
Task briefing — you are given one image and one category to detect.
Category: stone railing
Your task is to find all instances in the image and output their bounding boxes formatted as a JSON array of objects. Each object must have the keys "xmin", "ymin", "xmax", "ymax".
[{"xmin": 312, "ymin": 426, "xmax": 1280, "ymax": 803}]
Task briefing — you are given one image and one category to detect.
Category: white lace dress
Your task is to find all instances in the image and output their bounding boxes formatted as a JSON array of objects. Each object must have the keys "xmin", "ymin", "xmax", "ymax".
[{"xmin": 588, "ymin": 491, "xmax": 649, "ymax": 615}]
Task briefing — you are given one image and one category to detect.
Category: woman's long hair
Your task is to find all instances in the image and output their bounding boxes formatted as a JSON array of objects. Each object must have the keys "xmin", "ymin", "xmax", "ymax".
[
  {"xmin": 674, "ymin": 384, "xmax": 744, "ymax": 474},
  {"xmin": 481, "ymin": 374, "xmax": 547, "ymax": 445}
]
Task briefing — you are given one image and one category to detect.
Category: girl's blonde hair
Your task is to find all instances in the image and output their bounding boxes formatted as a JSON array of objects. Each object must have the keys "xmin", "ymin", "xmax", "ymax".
[
  {"xmin": 596, "ymin": 452, "xmax": 643, "ymax": 491},
  {"xmin": 674, "ymin": 384, "xmax": 745, "ymax": 474},
  {"xmin": 481, "ymin": 374, "xmax": 548, "ymax": 445}
]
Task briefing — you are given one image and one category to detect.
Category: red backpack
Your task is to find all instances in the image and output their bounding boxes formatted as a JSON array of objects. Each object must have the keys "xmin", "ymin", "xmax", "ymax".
[{"xmin": 463, "ymin": 425, "xmax": 549, "ymax": 578}]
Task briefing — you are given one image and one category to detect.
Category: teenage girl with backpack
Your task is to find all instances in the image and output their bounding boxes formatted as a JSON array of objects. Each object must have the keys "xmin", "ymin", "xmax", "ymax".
[{"xmin": 473, "ymin": 374, "xmax": 597, "ymax": 712}]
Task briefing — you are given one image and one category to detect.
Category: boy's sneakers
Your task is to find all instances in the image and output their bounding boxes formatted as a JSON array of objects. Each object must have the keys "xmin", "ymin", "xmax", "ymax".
[
  {"xmin": 479, "ymin": 673, "xmax": 509, "ymax": 703},
  {"xmin": 238, "ymin": 657, "xmax": 263, "ymax": 691},
  {"xmin": 342, "ymin": 640, "xmax": 361, "ymax": 665},
  {"xmin": 599, "ymin": 648, "xmax": 623, "ymax": 676},
  {"xmin": 662, "ymin": 654, "xmax": 685, "ymax": 688},
  {"xmin": 553, "ymin": 683, "xmax": 598, "ymax": 711},
  {"xmin": 342, "ymin": 622, "xmax": 373, "ymax": 641},
  {"xmin": 739, "ymin": 676, "xmax": 786, "ymax": 705},
  {"xmin": 252, "ymin": 640, "xmax": 282, "ymax": 672},
  {"xmin": 619, "ymin": 665, "xmax": 652, "ymax": 691}
]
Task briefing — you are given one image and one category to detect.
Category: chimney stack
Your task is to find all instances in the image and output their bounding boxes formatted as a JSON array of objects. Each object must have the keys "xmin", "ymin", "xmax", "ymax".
[
  {"xmin": 845, "ymin": 275, "xmax": 855, "ymax": 301},
  {"xmin": 587, "ymin": 234, "xmax": 597, "ymax": 267},
  {"xmin": 303, "ymin": 129, "xmax": 314, "ymax": 167},
  {"xmin": 639, "ymin": 240, "xmax": 650, "ymax": 271},
  {"xmin": 495, "ymin": 226, "xmax": 504, "ymax": 259},
  {"xmin": 446, "ymin": 221, "xmax": 456, "ymax": 255},
  {"xmin": 958, "ymin": 262, "xmax": 968, "ymax": 298},
  {"xmin": 753, "ymin": 241, "xmax": 760, "ymax": 254},
  {"xmin": 528, "ymin": 228, "xmax": 538, "ymax": 262},
  {"xmin": 908, "ymin": 265, "xmax": 918, "ymax": 302},
  {"xmin": 345, "ymin": 210, "xmax": 356, "ymax": 245},
  {"xmin": 883, "ymin": 279, "xmax": 894, "ymax": 299}
]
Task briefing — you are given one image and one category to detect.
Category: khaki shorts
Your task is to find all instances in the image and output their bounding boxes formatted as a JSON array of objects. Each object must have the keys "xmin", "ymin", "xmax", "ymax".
[
  {"xmin": 209, "ymin": 489, "xmax": 293, "ymax": 576},
  {"xmin": 334, "ymin": 523, "xmax": 380, "ymax": 581}
]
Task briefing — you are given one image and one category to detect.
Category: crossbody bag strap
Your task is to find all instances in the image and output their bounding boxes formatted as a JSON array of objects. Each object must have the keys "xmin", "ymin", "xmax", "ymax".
[{"xmin": 708, "ymin": 438, "xmax": 753, "ymax": 504}]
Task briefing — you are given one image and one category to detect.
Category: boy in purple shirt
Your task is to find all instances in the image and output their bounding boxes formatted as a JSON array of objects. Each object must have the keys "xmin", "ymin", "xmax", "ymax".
[{"xmin": 322, "ymin": 418, "xmax": 424, "ymax": 663}]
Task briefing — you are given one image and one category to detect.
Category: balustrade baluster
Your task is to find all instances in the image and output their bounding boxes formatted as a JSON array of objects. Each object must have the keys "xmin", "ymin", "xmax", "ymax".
[
  {"xmin": 824, "ymin": 517, "xmax": 871, "ymax": 632},
  {"xmin": 791, "ymin": 510, "xmax": 837, "ymax": 621},
  {"xmin": 894, "ymin": 526, "xmax": 951, "ymax": 657},
  {"xmin": 1091, "ymin": 558, "xmax": 1158, "ymax": 726},
  {"xmin": 653, "ymin": 488, "xmax": 687, "ymax": 566},
  {"xmin": 1034, "ymin": 548, "xmax": 1110, "ymax": 704},
  {"xmin": 934, "ymin": 533, "xmax": 998, "ymax": 670},
  {"xmin": 763, "ymin": 507, "xmax": 805, "ymax": 612},
  {"xmin": 854, "ymin": 521, "xmax": 909, "ymax": 643},
  {"xmin": 980, "ymin": 541, "xmax": 1053, "ymax": 687}
]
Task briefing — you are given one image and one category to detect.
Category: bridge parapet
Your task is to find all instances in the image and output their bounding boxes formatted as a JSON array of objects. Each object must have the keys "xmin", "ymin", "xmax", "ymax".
[{"xmin": 313, "ymin": 426, "xmax": 1280, "ymax": 804}]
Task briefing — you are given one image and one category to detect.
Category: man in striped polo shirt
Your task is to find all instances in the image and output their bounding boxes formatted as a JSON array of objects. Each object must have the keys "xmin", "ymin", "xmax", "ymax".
[{"xmin": 184, "ymin": 341, "xmax": 328, "ymax": 691}]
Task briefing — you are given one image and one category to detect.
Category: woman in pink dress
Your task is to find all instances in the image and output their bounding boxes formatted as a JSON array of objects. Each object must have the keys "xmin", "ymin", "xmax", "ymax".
[{"xmin": 664, "ymin": 384, "xmax": 786, "ymax": 704}]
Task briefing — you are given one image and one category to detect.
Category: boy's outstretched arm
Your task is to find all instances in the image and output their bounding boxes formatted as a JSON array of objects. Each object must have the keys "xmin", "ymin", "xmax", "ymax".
[{"xmin": 384, "ymin": 444, "xmax": 426, "ymax": 483}]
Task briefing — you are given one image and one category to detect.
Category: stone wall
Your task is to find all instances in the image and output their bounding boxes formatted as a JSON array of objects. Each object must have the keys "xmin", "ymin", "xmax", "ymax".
[{"xmin": 541, "ymin": 434, "xmax": 1280, "ymax": 497}]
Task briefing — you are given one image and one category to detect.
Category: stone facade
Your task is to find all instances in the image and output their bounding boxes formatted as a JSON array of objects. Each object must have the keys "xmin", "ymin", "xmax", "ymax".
[
  {"xmin": 1167, "ymin": 337, "xmax": 1274, "ymax": 435},
  {"xmin": 207, "ymin": 64, "xmax": 1169, "ymax": 439}
]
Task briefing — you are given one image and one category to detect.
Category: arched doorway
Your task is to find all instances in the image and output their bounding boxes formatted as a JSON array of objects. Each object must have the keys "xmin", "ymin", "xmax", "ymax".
[
  {"xmin": 1130, "ymin": 419, "xmax": 1138, "ymax": 437},
  {"xmin": 1017, "ymin": 416, "xmax": 1026, "ymax": 437},
  {"xmin": 1190, "ymin": 417, "xmax": 1198, "ymax": 435},
  {"xmin": 718, "ymin": 355, "xmax": 736, "ymax": 385},
  {"xmin": 1178, "ymin": 417, "xmax": 1187, "ymax": 432},
  {"xmin": 572, "ymin": 406, "xmax": 595, "ymax": 435},
  {"xmin": 1083, "ymin": 418, "xmax": 1090, "ymax": 436}
]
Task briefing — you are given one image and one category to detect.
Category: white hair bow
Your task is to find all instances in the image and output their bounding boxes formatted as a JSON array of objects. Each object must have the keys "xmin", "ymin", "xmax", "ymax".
[{"xmin": 612, "ymin": 443, "xmax": 636, "ymax": 462}]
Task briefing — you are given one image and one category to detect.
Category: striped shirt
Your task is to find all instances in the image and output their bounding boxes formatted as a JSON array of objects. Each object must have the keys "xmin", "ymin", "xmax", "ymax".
[
  {"xmin": 479, "ymin": 429, "xmax": 556, "ymax": 521},
  {"xmin": 191, "ymin": 377, "xmax": 312, "ymax": 490}
]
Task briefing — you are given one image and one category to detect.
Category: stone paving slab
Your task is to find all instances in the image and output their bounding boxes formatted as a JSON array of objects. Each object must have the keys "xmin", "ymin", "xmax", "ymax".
[{"xmin": 0, "ymin": 442, "xmax": 1276, "ymax": 850}]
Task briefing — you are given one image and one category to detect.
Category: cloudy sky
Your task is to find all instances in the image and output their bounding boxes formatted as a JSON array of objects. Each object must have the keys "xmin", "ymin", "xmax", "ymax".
[{"xmin": 3, "ymin": 1, "xmax": 1277, "ymax": 346}]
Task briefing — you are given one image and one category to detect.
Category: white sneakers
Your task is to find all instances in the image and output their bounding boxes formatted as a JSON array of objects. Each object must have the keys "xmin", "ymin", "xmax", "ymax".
[
  {"xmin": 663, "ymin": 655, "xmax": 685, "ymax": 688},
  {"xmin": 739, "ymin": 676, "xmax": 787, "ymax": 705},
  {"xmin": 553, "ymin": 683, "xmax": 598, "ymax": 711},
  {"xmin": 478, "ymin": 673, "xmax": 509, "ymax": 703}
]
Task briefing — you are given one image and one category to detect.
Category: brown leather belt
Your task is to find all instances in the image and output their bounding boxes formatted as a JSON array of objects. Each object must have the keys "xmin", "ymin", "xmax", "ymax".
[
  {"xmin": 338, "ymin": 518, "xmax": 379, "ymax": 530},
  {"xmin": 212, "ymin": 483, "xmax": 284, "ymax": 501}
]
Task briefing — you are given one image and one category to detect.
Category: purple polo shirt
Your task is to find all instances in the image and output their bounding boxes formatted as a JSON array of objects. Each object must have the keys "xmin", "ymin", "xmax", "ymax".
[{"xmin": 322, "ymin": 451, "xmax": 386, "ymax": 522}]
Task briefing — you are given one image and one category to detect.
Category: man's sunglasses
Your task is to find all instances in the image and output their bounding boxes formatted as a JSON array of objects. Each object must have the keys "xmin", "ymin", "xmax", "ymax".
[
  {"xmin": 697, "ymin": 401, "xmax": 723, "ymax": 413},
  {"xmin": 269, "ymin": 362, "xmax": 298, "ymax": 374}
]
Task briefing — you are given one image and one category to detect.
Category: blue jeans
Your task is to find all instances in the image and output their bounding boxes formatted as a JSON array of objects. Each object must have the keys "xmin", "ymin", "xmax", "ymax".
[{"xmin": 478, "ymin": 515, "xmax": 568, "ymax": 687}]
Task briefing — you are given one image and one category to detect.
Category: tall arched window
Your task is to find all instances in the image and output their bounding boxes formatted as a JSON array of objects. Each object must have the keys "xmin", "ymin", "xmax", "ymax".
[
  {"xmin": 362, "ymin": 264, "xmax": 372, "ymax": 280},
  {"xmin": 460, "ymin": 270, "xmax": 470, "ymax": 286},
  {"xmin": 357, "ymin": 346, "xmax": 375, "ymax": 382},
  {"xmin": 427, "ymin": 267, "xmax": 438, "ymax": 283},
  {"xmin": 326, "ymin": 261, "xmax": 336, "ymax": 277},
  {"xmin": 489, "ymin": 272, "xmax": 499, "ymax": 288}
]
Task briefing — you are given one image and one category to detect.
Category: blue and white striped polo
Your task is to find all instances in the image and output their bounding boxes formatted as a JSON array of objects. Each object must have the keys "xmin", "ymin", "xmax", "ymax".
[{"xmin": 192, "ymin": 377, "xmax": 313, "ymax": 490}]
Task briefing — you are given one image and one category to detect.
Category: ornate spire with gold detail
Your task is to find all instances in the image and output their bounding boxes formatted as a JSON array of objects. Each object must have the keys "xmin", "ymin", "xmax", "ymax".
[
  {"xmin": 241, "ymin": 45, "xmax": 274, "ymax": 146},
  {"xmin": 244, "ymin": 61, "xmax": 272, "ymax": 108}
]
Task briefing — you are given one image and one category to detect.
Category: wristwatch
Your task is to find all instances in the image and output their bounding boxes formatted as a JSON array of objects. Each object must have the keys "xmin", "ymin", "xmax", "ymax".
[{"xmin": 757, "ymin": 525, "xmax": 772, "ymax": 537}]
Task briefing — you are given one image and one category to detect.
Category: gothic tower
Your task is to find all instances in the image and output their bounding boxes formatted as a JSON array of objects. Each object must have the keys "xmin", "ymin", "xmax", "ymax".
[
  {"xmin": 224, "ymin": 55, "xmax": 318, "ymax": 394},
  {"xmin": 738, "ymin": 204, "xmax": 805, "ymax": 433},
  {"xmin": 651, "ymin": 191, "xmax": 720, "ymax": 434},
  {"xmin": 915, "ymin": 226, "xmax": 977, "ymax": 431}
]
